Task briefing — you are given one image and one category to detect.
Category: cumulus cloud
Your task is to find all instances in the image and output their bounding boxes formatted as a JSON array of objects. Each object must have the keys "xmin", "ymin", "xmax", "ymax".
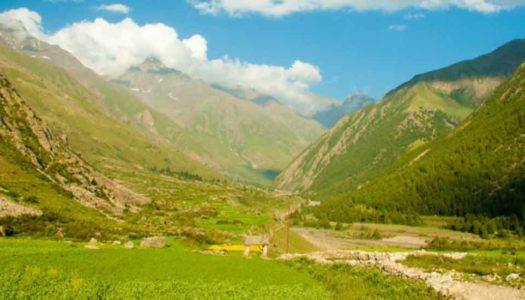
[
  {"xmin": 98, "ymin": 4, "xmax": 131, "ymax": 14},
  {"xmin": 190, "ymin": 0, "xmax": 525, "ymax": 16},
  {"xmin": 0, "ymin": 8, "xmax": 322, "ymax": 113},
  {"xmin": 0, "ymin": 8, "xmax": 45, "ymax": 39}
]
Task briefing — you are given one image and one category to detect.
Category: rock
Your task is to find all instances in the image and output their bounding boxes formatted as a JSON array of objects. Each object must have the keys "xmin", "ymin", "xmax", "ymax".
[
  {"xmin": 124, "ymin": 241, "xmax": 134, "ymax": 249},
  {"xmin": 55, "ymin": 228, "xmax": 64, "ymax": 239},
  {"xmin": 140, "ymin": 236, "xmax": 166, "ymax": 248},
  {"xmin": 84, "ymin": 244, "xmax": 99, "ymax": 250},
  {"xmin": 89, "ymin": 237, "xmax": 98, "ymax": 244},
  {"xmin": 506, "ymin": 273, "xmax": 520, "ymax": 282},
  {"xmin": 113, "ymin": 240, "xmax": 121, "ymax": 245},
  {"xmin": 0, "ymin": 225, "xmax": 5, "ymax": 237}
]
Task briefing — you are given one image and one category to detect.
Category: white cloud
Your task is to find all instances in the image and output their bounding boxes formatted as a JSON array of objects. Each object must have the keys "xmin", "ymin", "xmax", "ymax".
[
  {"xmin": 190, "ymin": 0, "xmax": 525, "ymax": 16},
  {"xmin": 0, "ymin": 9, "xmax": 323, "ymax": 113},
  {"xmin": 0, "ymin": 8, "xmax": 44, "ymax": 39},
  {"xmin": 388, "ymin": 24, "xmax": 408, "ymax": 31},
  {"xmin": 98, "ymin": 4, "xmax": 130, "ymax": 14}
]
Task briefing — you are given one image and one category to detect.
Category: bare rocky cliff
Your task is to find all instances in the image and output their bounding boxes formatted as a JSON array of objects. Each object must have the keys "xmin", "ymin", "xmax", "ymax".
[{"xmin": 0, "ymin": 73, "xmax": 149, "ymax": 215}]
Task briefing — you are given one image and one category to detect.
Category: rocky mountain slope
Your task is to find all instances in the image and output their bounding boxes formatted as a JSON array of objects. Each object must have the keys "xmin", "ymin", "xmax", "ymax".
[
  {"xmin": 317, "ymin": 62, "xmax": 525, "ymax": 221},
  {"xmin": 276, "ymin": 39, "xmax": 525, "ymax": 199},
  {"xmin": 115, "ymin": 58, "xmax": 324, "ymax": 185},
  {"xmin": 0, "ymin": 73, "xmax": 148, "ymax": 215}
]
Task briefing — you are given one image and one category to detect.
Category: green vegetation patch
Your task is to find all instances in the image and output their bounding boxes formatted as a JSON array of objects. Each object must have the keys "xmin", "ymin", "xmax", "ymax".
[
  {"xmin": 289, "ymin": 259, "xmax": 442, "ymax": 299},
  {"xmin": 402, "ymin": 253, "xmax": 525, "ymax": 278}
]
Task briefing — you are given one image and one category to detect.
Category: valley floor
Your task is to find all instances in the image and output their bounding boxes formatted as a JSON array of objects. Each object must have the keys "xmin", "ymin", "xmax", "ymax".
[
  {"xmin": 284, "ymin": 219, "xmax": 525, "ymax": 299},
  {"xmin": 3, "ymin": 216, "xmax": 525, "ymax": 299}
]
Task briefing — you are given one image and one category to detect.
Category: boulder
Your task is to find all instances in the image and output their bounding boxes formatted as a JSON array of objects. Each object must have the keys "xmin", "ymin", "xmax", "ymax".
[
  {"xmin": 140, "ymin": 236, "xmax": 166, "ymax": 248},
  {"xmin": 506, "ymin": 273, "xmax": 520, "ymax": 282},
  {"xmin": 124, "ymin": 241, "xmax": 134, "ymax": 249},
  {"xmin": 55, "ymin": 228, "xmax": 64, "ymax": 239},
  {"xmin": 89, "ymin": 237, "xmax": 98, "ymax": 244}
]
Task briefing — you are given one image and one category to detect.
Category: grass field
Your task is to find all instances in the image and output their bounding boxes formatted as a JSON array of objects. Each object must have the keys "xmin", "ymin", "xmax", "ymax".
[
  {"xmin": 0, "ymin": 238, "xmax": 327, "ymax": 299},
  {"xmin": 0, "ymin": 238, "xmax": 444, "ymax": 299},
  {"xmin": 288, "ymin": 259, "xmax": 442, "ymax": 300}
]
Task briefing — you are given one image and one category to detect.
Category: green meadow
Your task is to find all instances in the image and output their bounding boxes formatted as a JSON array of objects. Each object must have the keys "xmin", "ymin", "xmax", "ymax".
[{"xmin": 0, "ymin": 238, "xmax": 441, "ymax": 299}]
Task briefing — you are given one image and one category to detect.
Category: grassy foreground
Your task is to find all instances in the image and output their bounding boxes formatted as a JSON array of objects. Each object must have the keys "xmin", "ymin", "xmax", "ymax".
[
  {"xmin": 0, "ymin": 238, "xmax": 442, "ymax": 299},
  {"xmin": 0, "ymin": 238, "xmax": 326, "ymax": 299}
]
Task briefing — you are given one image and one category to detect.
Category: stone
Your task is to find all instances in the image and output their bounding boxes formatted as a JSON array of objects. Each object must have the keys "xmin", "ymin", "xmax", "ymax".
[
  {"xmin": 124, "ymin": 241, "xmax": 134, "ymax": 249},
  {"xmin": 140, "ymin": 236, "xmax": 166, "ymax": 248},
  {"xmin": 84, "ymin": 244, "xmax": 99, "ymax": 250},
  {"xmin": 55, "ymin": 228, "xmax": 64, "ymax": 239},
  {"xmin": 89, "ymin": 237, "xmax": 98, "ymax": 244},
  {"xmin": 506, "ymin": 273, "xmax": 520, "ymax": 282},
  {"xmin": 113, "ymin": 240, "xmax": 121, "ymax": 245}
]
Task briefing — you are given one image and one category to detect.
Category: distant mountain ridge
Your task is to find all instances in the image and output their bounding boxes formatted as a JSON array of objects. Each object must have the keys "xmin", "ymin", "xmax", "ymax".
[
  {"xmin": 276, "ymin": 39, "xmax": 525, "ymax": 198},
  {"xmin": 396, "ymin": 39, "xmax": 525, "ymax": 91}
]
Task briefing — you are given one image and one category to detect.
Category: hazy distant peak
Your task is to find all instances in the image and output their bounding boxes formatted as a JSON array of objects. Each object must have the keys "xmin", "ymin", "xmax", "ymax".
[
  {"xmin": 312, "ymin": 93, "xmax": 375, "ymax": 128},
  {"xmin": 129, "ymin": 57, "xmax": 183, "ymax": 76},
  {"xmin": 343, "ymin": 93, "xmax": 376, "ymax": 106}
]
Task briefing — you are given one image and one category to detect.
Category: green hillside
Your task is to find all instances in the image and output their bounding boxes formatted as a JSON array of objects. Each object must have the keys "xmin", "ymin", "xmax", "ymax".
[
  {"xmin": 277, "ymin": 40, "xmax": 525, "ymax": 199},
  {"xmin": 0, "ymin": 69, "xmax": 300, "ymax": 241},
  {"xmin": 115, "ymin": 59, "xmax": 324, "ymax": 186},
  {"xmin": 316, "ymin": 63, "xmax": 525, "ymax": 222},
  {"xmin": 0, "ymin": 39, "xmax": 218, "ymax": 181},
  {"xmin": 0, "ymin": 71, "xmax": 142, "ymax": 236}
]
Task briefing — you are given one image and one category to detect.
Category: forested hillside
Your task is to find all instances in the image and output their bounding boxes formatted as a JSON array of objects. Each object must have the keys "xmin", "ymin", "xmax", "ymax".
[
  {"xmin": 316, "ymin": 63, "xmax": 525, "ymax": 223},
  {"xmin": 277, "ymin": 39, "xmax": 525, "ymax": 199}
]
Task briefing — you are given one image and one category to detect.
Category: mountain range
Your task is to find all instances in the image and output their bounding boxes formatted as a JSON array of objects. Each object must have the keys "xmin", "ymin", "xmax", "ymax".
[
  {"xmin": 0, "ymin": 24, "xmax": 327, "ymax": 186},
  {"xmin": 113, "ymin": 58, "xmax": 324, "ymax": 185},
  {"xmin": 2, "ymin": 18, "xmax": 525, "ymax": 235},
  {"xmin": 316, "ymin": 61, "xmax": 525, "ymax": 222},
  {"xmin": 276, "ymin": 39, "xmax": 525, "ymax": 200}
]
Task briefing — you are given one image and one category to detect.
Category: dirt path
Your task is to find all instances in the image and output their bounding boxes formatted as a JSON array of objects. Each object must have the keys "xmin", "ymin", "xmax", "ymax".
[
  {"xmin": 293, "ymin": 227, "xmax": 427, "ymax": 250},
  {"xmin": 287, "ymin": 228, "xmax": 525, "ymax": 300},
  {"xmin": 280, "ymin": 250, "xmax": 525, "ymax": 300}
]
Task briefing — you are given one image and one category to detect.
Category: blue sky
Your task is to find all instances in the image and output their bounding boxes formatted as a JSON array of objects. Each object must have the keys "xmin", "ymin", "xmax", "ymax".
[{"xmin": 1, "ymin": 0, "xmax": 525, "ymax": 101}]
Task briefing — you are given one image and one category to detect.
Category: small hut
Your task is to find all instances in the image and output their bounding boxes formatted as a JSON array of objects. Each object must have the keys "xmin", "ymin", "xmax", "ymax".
[{"xmin": 242, "ymin": 235, "xmax": 269, "ymax": 258}]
